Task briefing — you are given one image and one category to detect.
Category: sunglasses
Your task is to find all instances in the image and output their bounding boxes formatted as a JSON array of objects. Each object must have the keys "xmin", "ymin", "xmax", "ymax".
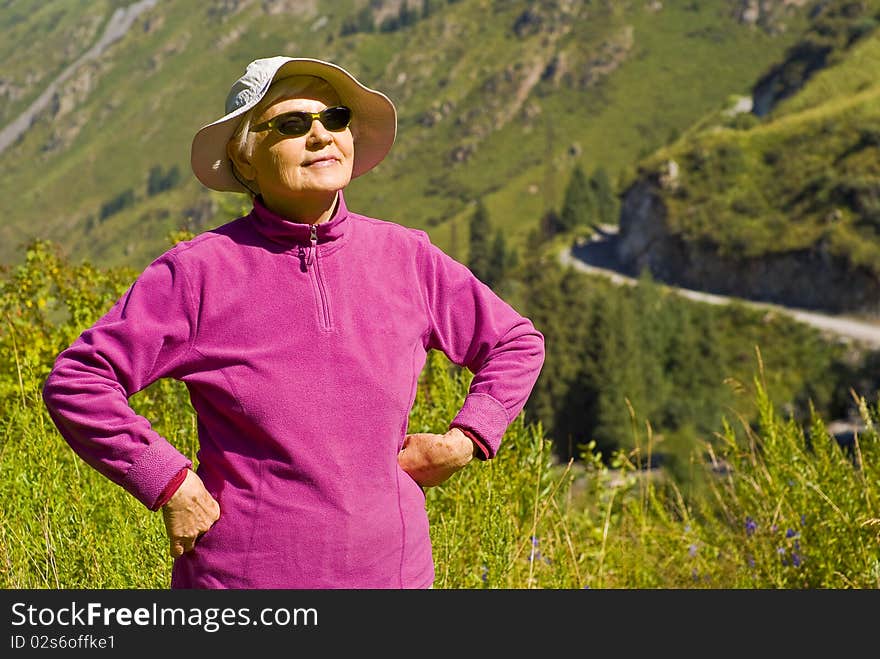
[{"xmin": 250, "ymin": 105, "xmax": 352, "ymax": 137}]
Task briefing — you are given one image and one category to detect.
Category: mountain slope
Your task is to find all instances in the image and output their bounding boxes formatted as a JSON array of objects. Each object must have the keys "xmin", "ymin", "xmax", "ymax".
[
  {"xmin": 0, "ymin": 0, "xmax": 812, "ymax": 270},
  {"xmin": 615, "ymin": 0, "xmax": 880, "ymax": 314}
]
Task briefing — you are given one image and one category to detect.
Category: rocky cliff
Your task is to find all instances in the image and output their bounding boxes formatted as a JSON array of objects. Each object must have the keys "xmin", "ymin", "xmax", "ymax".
[
  {"xmin": 616, "ymin": 175, "xmax": 880, "ymax": 315},
  {"xmin": 614, "ymin": 1, "xmax": 880, "ymax": 317}
]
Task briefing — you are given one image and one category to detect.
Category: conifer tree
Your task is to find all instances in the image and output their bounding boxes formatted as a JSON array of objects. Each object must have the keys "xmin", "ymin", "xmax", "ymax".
[
  {"xmin": 591, "ymin": 165, "xmax": 619, "ymax": 225},
  {"xmin": 662, "ymin": 300, "xmax": 703, "ymax": 431},
  {"xmin": 486, "ymin": 229, "xmax": 509, "ymax": 289},
  {"xmin": 539, "ymin": 209, "xmax": 562, "ymax": 240},
  {"xmin": 468, "ymin": 199, "xmax": 492, "ymax": 283},
  {"xmin": 517, "ymin": 257, "xmax": 568, "ymax": 446},
  {"xmin": 559, "ymin": 163, "xmax": 595, "ymax": 231},
  {"xmin": 590, "ymin": 286, "xmax": 648, "ymax": 456},
  {"xmin": 398, "ymin": 1, "xmax": 416, "ymax": 27},
  {"xmin": 632, "ymin": 269, "xmax": 673, "ymax": 427},
  {"xmin": 685, "ymin": 307, "xmax": 728, "ymax": 432},
  {"xmin": 551, "ymin": 270, "xmax": 605, "ymax": 460}
]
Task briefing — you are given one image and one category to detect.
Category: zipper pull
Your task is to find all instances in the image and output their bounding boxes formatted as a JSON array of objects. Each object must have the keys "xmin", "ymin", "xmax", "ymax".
[{"xmin": 306, "ymin": 224, "xmax": 317, "ymax": 269}]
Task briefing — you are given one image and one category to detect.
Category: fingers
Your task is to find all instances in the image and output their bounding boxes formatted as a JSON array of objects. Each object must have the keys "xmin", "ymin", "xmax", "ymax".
[
  {"xmin": 181, "ymin": 534, "xmax": 198, "ymax": 554},
  {"xmin": 168, "ymin": 525, "xmax": 211, "ymax": 559},
  {"xmin": 163, "ymin": 483, "xmax": 221, "ymax": 559},
  {"xmin": 207, "ymin": 497, "xmax": 221, "ymax": 523}
]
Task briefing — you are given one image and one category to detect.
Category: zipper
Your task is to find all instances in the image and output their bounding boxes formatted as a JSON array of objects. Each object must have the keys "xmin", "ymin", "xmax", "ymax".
[
  {"xmin": 307, "ymin": 224, "xmax": 332, "ymax": 329},
  {"xmin": 306, "ymin": 225, "xmax": 317, "ymax": 269}
]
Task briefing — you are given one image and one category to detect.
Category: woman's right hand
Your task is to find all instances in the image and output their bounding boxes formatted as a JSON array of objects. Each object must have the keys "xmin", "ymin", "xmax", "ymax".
[{"xmin": 161, "ymin": 469, "xmax": 221, "ymax": 558}]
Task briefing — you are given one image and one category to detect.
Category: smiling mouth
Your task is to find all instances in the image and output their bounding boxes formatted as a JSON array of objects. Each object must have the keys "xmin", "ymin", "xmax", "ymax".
[{"xmin": 304, "ymin": 157, "xmax": 338, "ymax": 167}]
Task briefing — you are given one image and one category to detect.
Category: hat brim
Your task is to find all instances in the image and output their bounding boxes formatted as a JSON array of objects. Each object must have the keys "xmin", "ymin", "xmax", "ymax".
[{"xmin": 191, "ymin": 58, "xmax": 397, "ymax": 193}]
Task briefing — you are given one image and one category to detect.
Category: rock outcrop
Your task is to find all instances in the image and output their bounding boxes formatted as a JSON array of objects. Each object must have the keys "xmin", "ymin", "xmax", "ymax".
[{"xmin": 616, "ymin": 176, "xmax": 880, "ymax": 316}]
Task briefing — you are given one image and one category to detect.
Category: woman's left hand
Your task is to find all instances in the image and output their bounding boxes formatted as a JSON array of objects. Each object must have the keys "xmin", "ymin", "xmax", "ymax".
[{"xmin": 398, "ymin": 427, "xmax": 477, "ymax": 487}]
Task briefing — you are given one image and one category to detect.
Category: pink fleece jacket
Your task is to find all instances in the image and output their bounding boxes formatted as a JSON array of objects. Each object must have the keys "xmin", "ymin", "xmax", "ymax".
[{"xmin": 42, "ymin": 192, "xmax": 545, "ymax": 589}]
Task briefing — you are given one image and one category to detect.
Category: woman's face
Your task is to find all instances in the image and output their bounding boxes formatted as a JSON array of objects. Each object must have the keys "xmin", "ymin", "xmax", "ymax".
[{"xmin": 241, "ymin": 80, "xmax": 354, "ymax": 209}]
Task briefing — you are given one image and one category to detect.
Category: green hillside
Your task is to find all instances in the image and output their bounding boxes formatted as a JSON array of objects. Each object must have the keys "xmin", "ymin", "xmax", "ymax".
[
  {"xmin": 0, "ymin": 0, "xmax": 116, "ymax": 126},
  {"xmin": 633, "ymin": 0, "xmax": 880, "ymax": 276},
  {"xmin": 4, "ymin": 2, "xmax": 880, "ymax": 593},
  {"xmin": 0, "ymin": 0, "xmax": 812, "ymax": 270}
]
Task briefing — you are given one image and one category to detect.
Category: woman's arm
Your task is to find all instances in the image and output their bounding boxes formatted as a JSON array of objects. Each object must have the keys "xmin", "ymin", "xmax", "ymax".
[
  {"xmin": 399, "ymin": 234, "xmax": 545, "ymax": 485},
  {"xmin": 42, "ymin": 252, "xmax": 198, "ymax": 511}
]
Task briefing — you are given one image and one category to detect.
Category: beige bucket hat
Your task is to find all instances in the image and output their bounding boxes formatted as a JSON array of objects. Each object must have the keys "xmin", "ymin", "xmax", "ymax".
[{"xmin": 191, "ymin": 56, "xmax": 397, "ymax": 193}]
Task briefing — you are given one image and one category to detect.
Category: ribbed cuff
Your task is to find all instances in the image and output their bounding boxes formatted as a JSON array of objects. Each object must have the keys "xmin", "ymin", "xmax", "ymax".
[
  {"xmin": 121, "ymin": 440, "xmax": 193, "ymax": 510},
  {"xmin": 450, "ymin": 425, "xmax": 490, "ymax": 461},
  {"xmin": 150, "ymin": 466, "xmax": 190, "ymax": 511},
  {"xmin": 449, "ymin": 392, "xmax": 509, "ymax": 459}
]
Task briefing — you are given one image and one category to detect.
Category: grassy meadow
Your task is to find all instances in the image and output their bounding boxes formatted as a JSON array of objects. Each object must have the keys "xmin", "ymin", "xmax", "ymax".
[{"xmin": 1, "ymin": 240, "xmax": 878, "ymax": 589}]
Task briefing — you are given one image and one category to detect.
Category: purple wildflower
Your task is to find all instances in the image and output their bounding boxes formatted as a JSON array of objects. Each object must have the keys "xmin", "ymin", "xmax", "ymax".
[
  {"xmin": 745, "ymin": 517, "xmax": 757, "ymax": 536},
  {"xmin": 792, "ymin": 553, "xmax": 802, "ymax": 568},
  {"xmin": 747, "ymin": 555, "xmax": 755, "ymax": 568},
  {"xmin": 528, "ymin": 536, "xmax": 541, "ymax": 563},
  {"xmin": 785, "ymin": 528, "xmax": 798, "ymax": 539},
  {"xmin": 688, "ymin": 544, "xmax": 698, "ymax": 558}
]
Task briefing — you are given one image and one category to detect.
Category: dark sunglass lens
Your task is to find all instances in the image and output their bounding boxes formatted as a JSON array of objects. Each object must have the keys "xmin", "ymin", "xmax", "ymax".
[
  {"xmin": 275, "ymin": 113, "xmax": 310, "ymax": 136},
  {"xmin": 322, "ymin": 107, "xmax": 351, "ymax": 131}
]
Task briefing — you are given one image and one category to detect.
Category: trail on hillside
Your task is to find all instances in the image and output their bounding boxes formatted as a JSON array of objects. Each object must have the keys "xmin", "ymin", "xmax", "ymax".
[
  {"xmin": 0, "ymin": 0, "xmax": 158, "ymax": 155},
  {"xmin": 559, "ymin": 225, "xmax": 880, "ymax": 350}
]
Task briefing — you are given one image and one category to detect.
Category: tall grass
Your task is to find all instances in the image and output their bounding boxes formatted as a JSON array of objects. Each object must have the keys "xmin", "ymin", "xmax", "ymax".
[{"xmin": 2, "ymin": 241, "xmax": 878, "ymax": 588}]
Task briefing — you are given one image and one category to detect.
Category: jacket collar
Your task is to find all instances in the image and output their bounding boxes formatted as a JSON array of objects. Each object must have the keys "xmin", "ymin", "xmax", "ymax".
[{"xmin": 249, "ymin": 191, "xmax": 349, "ymax": 247}]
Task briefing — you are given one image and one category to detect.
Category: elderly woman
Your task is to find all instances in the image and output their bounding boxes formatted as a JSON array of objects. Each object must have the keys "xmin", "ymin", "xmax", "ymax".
[{"xmin": 42, "ymin": 56, "xmax": 545, "ymax": 589}]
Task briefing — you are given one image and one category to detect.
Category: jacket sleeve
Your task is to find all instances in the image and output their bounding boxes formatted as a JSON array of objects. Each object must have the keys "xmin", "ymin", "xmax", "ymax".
[
  {"xmin": 41, "ymin": 252, "xmax": 197, "ymax": 510},
  {"xmin": 417, "ymin": 234, "xmax": 545, "ymax": 459}
]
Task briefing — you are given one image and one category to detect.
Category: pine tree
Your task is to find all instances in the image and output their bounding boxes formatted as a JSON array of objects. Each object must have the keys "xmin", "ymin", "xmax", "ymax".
[
  {"xmin": 539, "ymin": 209, "xmax": 562, "ymax": 240},
  {"xmin": 486, "ymin": 229, "xmax": 509, "ymax": 289},
  {"xmin": 517, "ymin": 259, "xmax": 562, "ymax": 433},
  {"xmin": 591, "ymin": 287, "xmax": 648, "ymax": 457},
  {"xmin": 357, "ymin": 6, "xmax": 376, "ymax": 32},
  {"xmin": 661, "ymin": 298, "xmax": 698, "ymax": 430},
  {"xmin": 559, "ymin": 163, "xmax": 595, "ymax": 231},
  {"xmin": 398, "ymin": 1, "xmax": 416, "ymax": 27},
  {"xmin": 591, "ymin": 165, "xmax": 619, "ymax": 225},
  {"xmin": 509, "ymin": 247, "xmax": 519, "ymax": 270},
  {"xmin": 468, "ymin": 199, "xmax": 492, "ymax": 283},
  {"xmin": 552, "ymin": 270, "xmax": 605, "ymax": 460},
  {"xmin": 631, "ymin": 269, "xmax": 673, "ymax": 428}
]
